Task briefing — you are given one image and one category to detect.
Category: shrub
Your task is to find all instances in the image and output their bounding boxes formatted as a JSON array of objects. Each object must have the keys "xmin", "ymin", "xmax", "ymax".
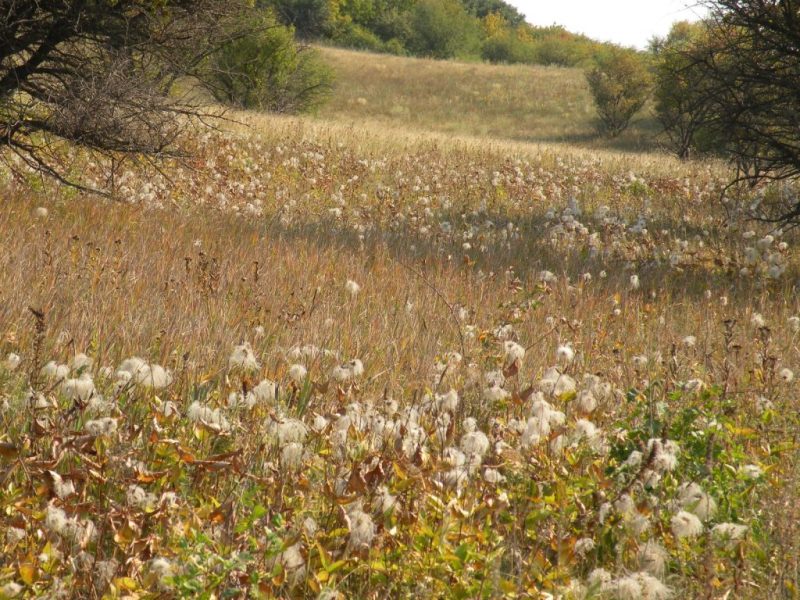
[
  {"xmin": 533, "ymin": 37, "xmax": 583, "ymax": 67},
  {"xmin": 586, "ymin": 49, "xmax": 652, "ymax": 137},
  {"xmin": 407, "ymin": 0, "xmax": 481, "ymax": 59},
  {"xmin": 687, "ymin": 0, "xmax": 800, "ymax": 222},
  {"xmin": 372, "ymin": 7, "xmax": 414, "ymax": 50},
  {"xmin": 651, "ymin": 22, "xmax": 718, "ymax": 158},
  {"xmin": 262, "ymin": 0, "xmax": 333, "ymax": 38},
  {"xmin": 206, "ymin": 13, "xmax": 333, "ymax": 114},
  {"xmin": 463, "ymin": 0, "xmax": 526, "ymax": 26},
  {"xmin": 332, "ymin": 22, "xmax": 388, "ymax": 52},
  {"xmin": 382, "ymin": 37, "xmax": 410, "ymax": 55},
  {"xmin": 481, "ymin": 31, "xmax": 537, "ymax": 64}
]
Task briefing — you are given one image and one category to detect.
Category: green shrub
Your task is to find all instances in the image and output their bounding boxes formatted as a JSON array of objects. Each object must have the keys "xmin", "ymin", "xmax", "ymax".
[
  {"xmin": 332, "ymin": 22, "xmax": 387, "ymax": 51},
  {"xmin": 481, "ymin": 32, "xmax": 536, "ymax": 64},
  {"xmin": 206, "ymin": 13, "xmax": 333, "ymax": 114},
  {"xmin": 261, "ymin": 0, "xmax": 332, "ymax": 38},
  {"xmin": 586, "ymin": 48, "xmax": 651, "ymax": 137},
  {"xmin": 382, "ymin": 37, "xmax": 409, "ymax": 55},
  {"xmin": 407, "ymin": 0, "xmax": 481, "ymax": 59},
  {"xmin": 651, "ymin": 22, "xmax": 719, "ymax": 158},
  {"xmin": 463, "ymin": 0, "xmax": 525, "ymax": 25},
  {"xmin": 371, "ymin": 7, "xmax": 414, "ymax": 50}
]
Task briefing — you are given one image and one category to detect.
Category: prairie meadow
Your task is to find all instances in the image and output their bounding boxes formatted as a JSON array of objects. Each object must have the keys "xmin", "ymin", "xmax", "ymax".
[
  {"xmin": 316, "ymin": 46, "xmax": 659, "ymax": 151},
  {"xmin": 1, "ymin": 55, "xmax": 799, "ymax": 600}
]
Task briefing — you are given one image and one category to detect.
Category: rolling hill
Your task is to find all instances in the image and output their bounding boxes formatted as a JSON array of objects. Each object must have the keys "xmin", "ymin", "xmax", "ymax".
[{"xmin": 316, "ymin": 45, "xmax": 660, "ymax": 150}]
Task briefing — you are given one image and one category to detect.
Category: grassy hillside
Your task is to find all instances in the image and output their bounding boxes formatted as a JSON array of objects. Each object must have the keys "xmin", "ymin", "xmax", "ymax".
[{"xmin": 316, "ymin": 46, "xmax": 659, "ymax": 150}]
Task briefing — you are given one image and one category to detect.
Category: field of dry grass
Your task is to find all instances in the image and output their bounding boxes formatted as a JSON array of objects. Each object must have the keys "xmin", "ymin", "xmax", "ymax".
[
  {"xmin": 316, "ymin": 46, "xmax": 659, "ymax": 151},
  {"xmin": 1, "ymin": 69, "xmax": 799, "ymax": 599}
]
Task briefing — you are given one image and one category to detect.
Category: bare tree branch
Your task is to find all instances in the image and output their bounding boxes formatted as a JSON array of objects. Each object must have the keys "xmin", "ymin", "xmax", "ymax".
[{"xmin": 0, "ymin": 0, "xmax": 254, "ymax": 193}]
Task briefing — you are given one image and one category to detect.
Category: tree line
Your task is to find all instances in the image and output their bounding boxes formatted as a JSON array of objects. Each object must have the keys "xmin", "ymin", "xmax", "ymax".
[{"xmin": 263, "ymin": 0, "xmax": 624, "ymax": 66}]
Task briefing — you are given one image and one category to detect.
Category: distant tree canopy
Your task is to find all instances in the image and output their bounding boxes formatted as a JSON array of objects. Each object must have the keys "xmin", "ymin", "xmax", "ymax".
[
  {"xmin": 262, "ymin": 0, "xmax": 333, "ymax": 39},
  {"xmin": 407, "ymin": 0, "xmax": 481, "ymax": 59},
  {"xmin": 260, "ymin": 0, "xmax": 627, "ymax": 66},
  {"xmin": 462, "ymin": 0, "xmax": 526, "ymax": 26}
]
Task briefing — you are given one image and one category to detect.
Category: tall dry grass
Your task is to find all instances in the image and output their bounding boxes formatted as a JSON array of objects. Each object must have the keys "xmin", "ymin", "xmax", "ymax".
[
  {"xmin": 316, "ymin": 46, "xmax": 660, "ymax": 152},
  {"xmin": 0, "ymin": 106, "xmax": 798, "ymax": 598}
]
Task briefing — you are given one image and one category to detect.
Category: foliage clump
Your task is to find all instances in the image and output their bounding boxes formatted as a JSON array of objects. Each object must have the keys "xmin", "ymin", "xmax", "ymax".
[
  {"xmin": 586, "ymin": 49, "xmax": 652, "ymax": 138},
  {"xmin": 650, "ymin": 22, "xmax": 718, "ymax": 159},
  {"xmin": 206, "ymin": 12, "xmax": 333, "ymax": 113}
]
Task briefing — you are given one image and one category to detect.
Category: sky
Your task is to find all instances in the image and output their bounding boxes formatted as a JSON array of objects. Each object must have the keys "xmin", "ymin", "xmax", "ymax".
[{"xmin": 509, "ymin": 1, "xmax": 709, "ymax": 49}]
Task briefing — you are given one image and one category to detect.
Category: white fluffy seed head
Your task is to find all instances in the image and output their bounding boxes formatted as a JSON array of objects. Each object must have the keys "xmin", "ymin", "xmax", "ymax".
[
  {"xmin": 638, "ymin": 540, "xmax": 669, "ymax": 578},
  {"xmin": 611, "ymin": 575, "xmax": 641, "ymax": 600},
  {"xmin": 671, "ymin": 510, "xmax": 703, "ymax": 539},
  {"xmin": 435, "ymin": 389, "xmax": 459, "ymax": 413},
  {"xmin": 677, "ymin": 482, "xmax": 717, "ymax": 520},
  {"xmin": 345, "ymin": 279, "xmax": 361, "ymax": 297},
  {"xmin": 41, "ymin": 361, "xmax": 70, "ymax": 381},
  {"xmin": 712, "ymin": 522, "xmax": 748, "ymax": 543},
  {"xmin": 275, "ymin": 418, "xmax": 308, "ymax": 445},
  {"xmin": 483, "ymin": 385, "xmax": 510, "ymax": 403},
  {"xmin": 574, "ymin": 537, "xmax": 595, "ymax": 555},
  {"xmin": 117, "ymin": 358, "xmax": 172, "ymax": 389},
  {"xmin": 71, "ymin": 353, "xmax": 93, "ymax": 371},
  {"xmin": 1, "ymin": 581, "xmax": 23, "ymax": 598},
  {"xmin": 556, "ymin": 344, "xmax": 575, "ymax": 364},
  {"xmin": 45, "ymin": 504, "xmax": 69, "ymax": 535},
  {"xmin": 646, "ymin": 438, "xmax": 680, "ymax": 472},
  {"xmin": 331, "ymin": 358, "xmax": 364, "ymax": 382},
  {"xmin": 5, "ymin": 352, "xmax": 21, "ymax": 371},
  {"xmin": 280, "ymin": 442, "xmax": 305, "ymax": 470},
  {"xmin": 84, "ymin": 417, "xmax": 118, "ymax": 436},
  {"xmin": 739, "ymin": 464, "xmax": 763, "ymax": 479},
  {"xmin": 503, "ymin": 341, "xmax": 525, "ymax": 366},
  {"xmin": 460, "ymin": 430, "xmax": 490, "ymax": 458},
  {"xmin": 187, "ymin": 402, "xmax": 230, "ymax": 432},
  {"xmin": 288, "ymin": 364, "xmax": 307, "ymax": 383},
  {"xmin": 575, "ymin": 389, "xmax": 597, "ymax": 413},
  {"xmin": 251, "ymin": 379, "xmax": 277, "ymax": 404},
  {"xmin": 346, "ymin": 509, "xmax": 375, "ymax": 549},
  {"xmin": 229, "ymin": 343, "xmax": 260, "ymax": 371}
]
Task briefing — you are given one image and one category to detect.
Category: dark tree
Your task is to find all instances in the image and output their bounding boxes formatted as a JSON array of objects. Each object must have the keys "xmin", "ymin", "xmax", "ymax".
[
  {"xmin": 651, "ymin": 22, "xmax": 719, "ymax": 159},
  {"xmin": 260, "ymin": 0, "xmax": 332, "ymax": 39},
  {"xmin": 0, "ymin": 0, "xmax": 249, "ymax": 192},
  {"xmin": 695, "ymin": 0, "xmax": 800, "ymax": 222}
]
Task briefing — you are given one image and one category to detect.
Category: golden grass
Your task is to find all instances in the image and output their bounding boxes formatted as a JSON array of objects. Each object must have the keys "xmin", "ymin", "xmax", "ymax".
[
  {"xmin": 316, "ymin": 46, "xmax": 660, "ymax": 152},
  {"xmin": 0, "ymin": 103, "xmax": 798, "ymax": 597}
]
